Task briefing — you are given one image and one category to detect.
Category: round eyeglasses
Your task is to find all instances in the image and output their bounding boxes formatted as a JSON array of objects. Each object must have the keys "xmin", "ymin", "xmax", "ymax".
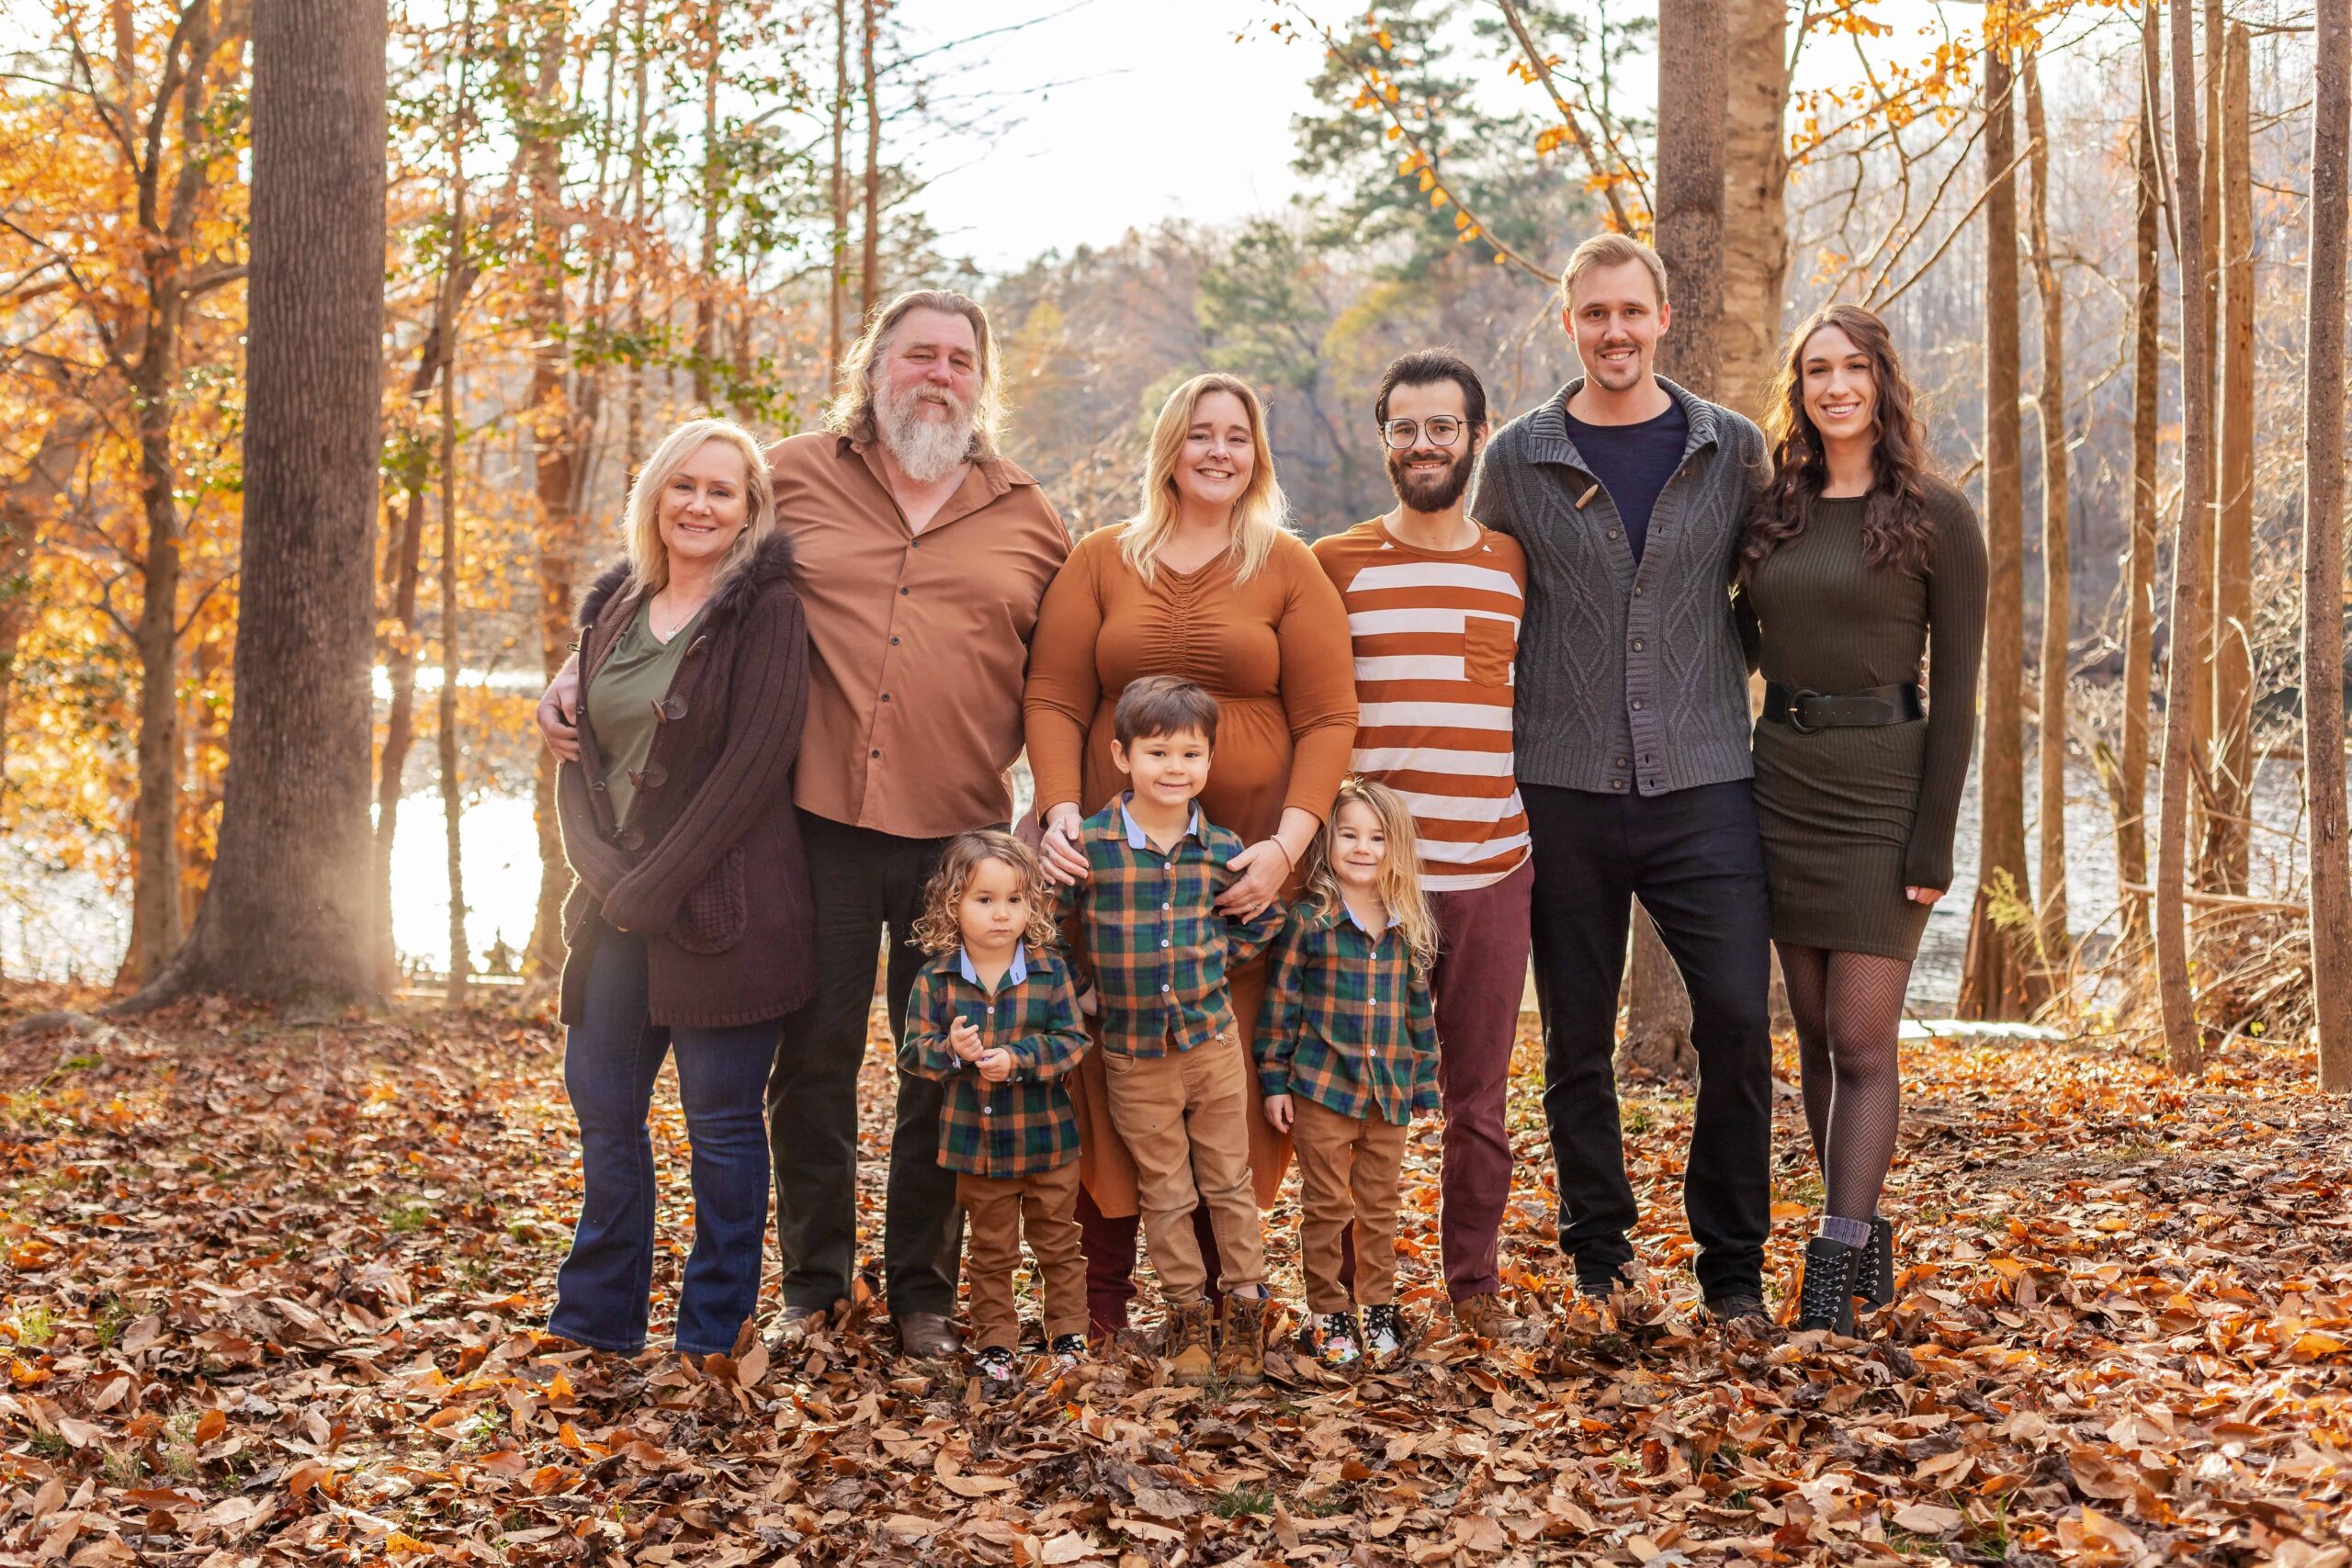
[{"xmin": 1380, "ymin": 416, "xmax": 1466, "ymax": 449}]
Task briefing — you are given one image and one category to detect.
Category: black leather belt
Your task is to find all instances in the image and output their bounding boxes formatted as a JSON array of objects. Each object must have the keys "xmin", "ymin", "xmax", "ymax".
[{"xmin": 1762, "ymin": 682, "xmax": 1923, "ymax": 734}]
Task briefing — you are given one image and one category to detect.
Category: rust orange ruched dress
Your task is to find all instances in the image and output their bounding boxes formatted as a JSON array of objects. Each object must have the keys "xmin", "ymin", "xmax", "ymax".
[{"xmin": 1023, "ymin": 524, "xmax": 1359, "ymax": 1217}]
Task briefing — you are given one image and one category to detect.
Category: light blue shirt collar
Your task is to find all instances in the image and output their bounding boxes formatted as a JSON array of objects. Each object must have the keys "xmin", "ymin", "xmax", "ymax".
[
  {"xmin": 957, "ymin": 941, "xmax": 1028, "ymax": 989},
  {"xmin": 1120, "ymin": 795, "xmax": 1202, "ymax": 849},
  {"xmin": 1343, "ymin": 902, "xmax": 1404, "ymax": 936}
]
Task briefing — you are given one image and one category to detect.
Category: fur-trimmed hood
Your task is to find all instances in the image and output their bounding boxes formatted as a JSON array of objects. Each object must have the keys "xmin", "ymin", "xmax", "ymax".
[{"xmin": 577, "ymin": 528, "xmax": 798, "ymax": 631}]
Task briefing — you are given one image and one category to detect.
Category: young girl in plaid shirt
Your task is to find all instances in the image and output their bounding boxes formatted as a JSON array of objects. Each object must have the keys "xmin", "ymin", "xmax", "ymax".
[
  {"xmin": 899, "ymin": 832, "xmax": 1091, "ymax": 1393},
  {"xmin": 1258, "ymin": 778, "xmax": 1442, "ymax": 1367}
]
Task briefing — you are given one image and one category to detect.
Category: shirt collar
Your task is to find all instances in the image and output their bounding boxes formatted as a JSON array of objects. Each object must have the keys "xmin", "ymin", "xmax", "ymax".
[
  {"xmin": 1119, "ymin": 795, "xmax": 1202, "ymax": 849},
  {"xmin": 1343, "ymin": 902, "xmax": 1404, "ymax": 936},
  {"xmin": 956, "ymin": 942, "xmax": 1028, "ymax": 988}
]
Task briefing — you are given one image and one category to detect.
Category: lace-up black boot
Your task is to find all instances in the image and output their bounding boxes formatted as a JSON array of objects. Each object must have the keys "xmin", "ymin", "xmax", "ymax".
[{"xmin": 1796, "ymin": 1236, "xmax": 1864, "ymax": 1335}]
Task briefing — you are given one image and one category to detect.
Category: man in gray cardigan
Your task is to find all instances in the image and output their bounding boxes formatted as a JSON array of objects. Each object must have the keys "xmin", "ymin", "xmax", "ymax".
[{"xmin": 1467, "ymin": 233, "xmax": 1773, "ymax": 1325}]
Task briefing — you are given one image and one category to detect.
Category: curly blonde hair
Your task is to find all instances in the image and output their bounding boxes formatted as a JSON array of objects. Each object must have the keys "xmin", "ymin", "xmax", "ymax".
[
  {"xmin": 1301, "ymin": 778, "xmax": 1440, "ymax": 974},
  {"xmin": 910, "ymin": 830, "xmax": 1060, "ymax": 956}
]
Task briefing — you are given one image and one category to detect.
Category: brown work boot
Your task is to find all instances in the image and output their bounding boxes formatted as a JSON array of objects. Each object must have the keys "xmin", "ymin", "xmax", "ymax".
[
  {"xmin": 1215, "ymin": 1292, "xmax": 1268, "ymax": 1386},
  {"xmin": 1164, "ymin": 1299, "xmax": 1217, "ymax": 1386},
  {"xmin": 1452, "ymin": 1292, "xmax": 1508, "ymax": 1342}
]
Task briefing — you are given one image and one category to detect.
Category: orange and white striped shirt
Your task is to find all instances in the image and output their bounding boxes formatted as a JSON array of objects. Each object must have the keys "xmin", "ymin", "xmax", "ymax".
[{"xmin": 1311, "ymin": 519, "xmax": 1531, "ymax": 894}]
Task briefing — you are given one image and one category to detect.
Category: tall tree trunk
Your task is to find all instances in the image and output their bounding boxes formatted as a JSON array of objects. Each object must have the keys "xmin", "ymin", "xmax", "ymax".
[
  {"xmin": 2304, "ymin": 0, "xmax": 2352, "ymax": 1090},
  {"xmin": 860, "ymin": 0, "xmax": 880, "ymax": 321},
  {"xmin": 1959, "ymin": 28, "xmax": 2043, "ymax": 1020},
  {"xmin": 2205, "ymin": 20, "xmax": 2256, "ymax": 896},
  {"xmin": 524, "ymin": 11, "xmax": 579, "ymax": 978},
  {"xmin": 0, "ymin": 412, "xmax": 98, "ymax": 800},
  {"xmin": 121, "ymin": 330, "xmax": 187, "ymax": 988},
  {"xmin": 2113, "ymin": 10, "xmax": 2163, "ymax": 954},
  {"xmin": 623, "ymin": 0, "xmax": 649, "ymax": 464},
  {"xmin": 439, "ymin": 323, "xmax": 468, "ymax": 1008},
  {"xmin": 2157, "ymin": 0, "xmax": 2217, "ymax": 1075},
  {"xmin": 825, "ymin": 0, "xmax": 849, "ymax": 387},
  {"xmin": 695, "ymin": 0, "xmax": 720, "ymax": 409},
  {"xmin": 2024, "ymin": 50, "xmax": 2070, "ymax": 959},
  {"xmin": 1621, "ymin": 0, "xmax": 1725, "ymax": 1079},
  {"xmin": 2188, "ymin": 0, "xmax": 2222, "ymax": 854},
  {"xmin": 133, "ymin": 0, "xmax": 387, "ymax": 1006},
  {"xmin": 1718, "ymin": 0, "xmax": 1787, "ymax": 422}
]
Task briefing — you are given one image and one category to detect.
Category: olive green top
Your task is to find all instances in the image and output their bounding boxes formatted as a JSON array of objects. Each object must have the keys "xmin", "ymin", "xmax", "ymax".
[
  {"xmin": 585, "ymin": 597, "xmax": 704, "ymax": 830},
  {"xmin": 1744, "ymin": 477, "xmax": 1987, "ymax": 892}
]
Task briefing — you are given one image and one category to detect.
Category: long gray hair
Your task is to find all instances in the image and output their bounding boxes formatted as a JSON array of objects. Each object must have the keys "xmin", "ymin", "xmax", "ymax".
[{"xmin": 823, "ymin": 288, "xmax": 1005, "ymax": 459}]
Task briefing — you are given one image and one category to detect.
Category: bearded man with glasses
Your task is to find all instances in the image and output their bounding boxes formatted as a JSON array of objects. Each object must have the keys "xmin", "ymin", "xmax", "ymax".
[{"xmin": 1310, "ymin": 350, "xmax": 1532, "ymax": 1343}]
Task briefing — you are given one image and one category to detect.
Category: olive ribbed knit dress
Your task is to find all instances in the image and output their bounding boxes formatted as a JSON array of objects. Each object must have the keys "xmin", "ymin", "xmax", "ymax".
[{"xmin": 1744, "ymin": 478, "xmax": 1988, "ymax": 959}]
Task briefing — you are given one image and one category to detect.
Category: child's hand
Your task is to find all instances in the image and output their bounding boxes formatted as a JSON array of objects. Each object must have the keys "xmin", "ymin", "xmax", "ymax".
[
  {"xmin": 1262, "ymin": 1093, "xmax": 1294, "ymax": 1133},
  {"xmin": 975, "ymin": 1047, "xmax": 1014, "ymax": 1084},
  {"xmin": 948, "ymin": 1017, "xmax": 983, "ymax": 1061},
  {"xmin": 1076, "ymin": 986, "xmax": 1100, "ymax": 1018}
]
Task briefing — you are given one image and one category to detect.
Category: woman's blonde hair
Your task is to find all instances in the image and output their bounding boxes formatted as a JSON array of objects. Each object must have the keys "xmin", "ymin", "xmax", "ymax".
[
  {"xmin": 622, "ymin": 418, "xmax": 775, "ymax": 596},
  {"xmin": 1302, "ymin": 778, "xmax": 1439, "ymax": 973},
  {"xmin": 1119, "ymin": 372, "xmax": 1291, "ymax": 586},
  {"xmin": 910, "ymin": 830, "xmax": 1060, "ymax": 956}
]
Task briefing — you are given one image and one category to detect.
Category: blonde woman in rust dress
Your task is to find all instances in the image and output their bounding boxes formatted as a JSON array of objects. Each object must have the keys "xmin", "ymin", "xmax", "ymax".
[
  {"xmin": 1025, "ymin": 372, "xmax": 1358, "ymax": 1337},
  {"xmin": 1737, "ymin": 305, "xmax": 1986, "ymax": 1335}
]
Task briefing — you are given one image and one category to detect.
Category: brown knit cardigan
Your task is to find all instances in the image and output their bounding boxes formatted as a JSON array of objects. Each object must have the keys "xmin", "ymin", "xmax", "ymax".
[{"xmin": 556, "ymin": 532, "xmax": 815, "ymax": 1028}]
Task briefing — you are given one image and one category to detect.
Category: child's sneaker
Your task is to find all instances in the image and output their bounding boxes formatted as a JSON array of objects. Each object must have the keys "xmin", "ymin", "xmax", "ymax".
[
  {"xmin": 973, "ymin": 1345, "xmax": 1022, "ymax": 1393},
  {"xmin": 1049, "ymin": 1333, "xmax": 1088, "ymax": 1368},
  {"xmin": 1307, "ymin": 1311, "xmax": 1361, "ymax": 1368},
  {"xmin": 1362, "ymin": 1303, "xmax": 1407, "ymax": 1359}
]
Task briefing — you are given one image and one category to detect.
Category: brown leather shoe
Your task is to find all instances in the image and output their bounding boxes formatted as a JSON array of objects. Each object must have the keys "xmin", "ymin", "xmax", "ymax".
[
  {"xmin": 896, "ymin": 1311, "xmax": 961, "ymax": 1360},
  {"xmin": 1452, "ymin": 1292, "xmax": 1509, "ymax": 1341},
  {"xmin": 1215, "ymin": 1292, "xmax": 1268, "ymax": 1386},
  {"xmin": 1164, "ymin": 1300, "xmax": 1217, "ymax": 1385},
  {"xmin": 763, "ymin": 1300, "xmax": 837, "ymax": 1356}
]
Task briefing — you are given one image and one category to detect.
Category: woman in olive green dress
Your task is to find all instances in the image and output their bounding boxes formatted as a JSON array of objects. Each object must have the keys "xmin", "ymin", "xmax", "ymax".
[{"xmin": 1737, "ymin": 304, "xmax": 1986, "ymax": 1334}]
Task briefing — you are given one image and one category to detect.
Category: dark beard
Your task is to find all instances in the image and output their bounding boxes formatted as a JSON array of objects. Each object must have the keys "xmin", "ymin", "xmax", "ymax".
[{"xmin": 1386, "ymin": 446, "xmax": 1473, "ymax": 513}]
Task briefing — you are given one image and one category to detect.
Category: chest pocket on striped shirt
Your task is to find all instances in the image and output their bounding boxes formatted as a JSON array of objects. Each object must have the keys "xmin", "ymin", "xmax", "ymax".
[{"xmin": 1462, "ymin": 615, "xmax": 1516, "ymax": 688}]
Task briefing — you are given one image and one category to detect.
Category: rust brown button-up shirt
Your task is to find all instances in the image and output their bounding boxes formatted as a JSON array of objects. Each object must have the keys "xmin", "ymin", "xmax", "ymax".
[{"xmin": 766, "ymin": 430, "xmax": 1069, "ymax": 840}]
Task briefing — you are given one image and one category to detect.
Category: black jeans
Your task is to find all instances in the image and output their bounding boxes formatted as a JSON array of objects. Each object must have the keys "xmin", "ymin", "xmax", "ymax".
[
  {"xmin": 765, "ymin": 810, "xmax": 967, "ymax": 1318},
  {"xmin": 1522, "ymin": 779, "xmax": 1773, "ymax": 1300}
]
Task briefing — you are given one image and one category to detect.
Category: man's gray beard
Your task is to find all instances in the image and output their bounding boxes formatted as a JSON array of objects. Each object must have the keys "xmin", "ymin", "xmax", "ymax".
[{"xmin": 878, "ymin": 385, "xmax": 975, "ymax": 482}]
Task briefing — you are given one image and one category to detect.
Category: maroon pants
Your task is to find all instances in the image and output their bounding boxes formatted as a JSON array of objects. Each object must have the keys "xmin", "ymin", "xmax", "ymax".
[{"xmin": 1430, "ymin": 858, "xmax": 1534, "ymax": 1301}]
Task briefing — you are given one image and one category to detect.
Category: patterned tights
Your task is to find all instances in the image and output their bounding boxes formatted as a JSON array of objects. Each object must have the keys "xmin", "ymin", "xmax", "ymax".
[{"xmin": 1777, "ymin": 943, "xmax": 1914, "ymax": 1227}]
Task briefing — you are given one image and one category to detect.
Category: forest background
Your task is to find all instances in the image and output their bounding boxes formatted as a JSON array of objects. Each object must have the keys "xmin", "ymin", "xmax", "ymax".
[{"xmin": 2, "ymin": 0, "xmax": 2350, "ymax": 1079}]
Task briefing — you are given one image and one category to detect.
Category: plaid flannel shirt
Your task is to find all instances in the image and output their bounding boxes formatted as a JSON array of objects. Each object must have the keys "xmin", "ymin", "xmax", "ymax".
[
  {"xmin": 898, "ymin": 942, "xmax": 1091, "ymax": 1177},
  {"xmin": 1057, "ymin": 796, "xmax": 1283, "ymax": 1059},
  {"xmin": 1256, "ymin": 899, "xmax": 1440, "ymax": 1124}
]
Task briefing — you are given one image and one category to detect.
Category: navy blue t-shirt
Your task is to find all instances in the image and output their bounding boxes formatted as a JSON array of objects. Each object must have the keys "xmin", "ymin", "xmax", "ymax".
[{"xmin": 1562, "ymin": 399, "xmax": 1689, "ymax": 564}]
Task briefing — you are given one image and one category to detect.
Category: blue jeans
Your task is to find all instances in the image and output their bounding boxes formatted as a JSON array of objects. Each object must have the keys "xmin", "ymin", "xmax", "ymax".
[{"xmin": 549, "ymin": 927, "xmax": 778, "ymax": 1358}]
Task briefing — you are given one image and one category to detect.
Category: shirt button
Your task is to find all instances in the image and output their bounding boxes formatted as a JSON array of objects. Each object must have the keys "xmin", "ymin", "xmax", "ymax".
[
  {"xmin": 890, "ymin": 636, "xmax": 900, "ymax": 645},
  {"xmin": 871, "ymin": 749, "xmax": 881, "ymax": 758},
  {"xmin": 1614, "ymin": 756, "xmax": 1628, "ymax": 768},
  {"xmin": 985, "ymin": 1005, "xmax": 994, "ymax": 1014},
  {"xmin": 899, "ymin": 586, "xmax": 910, "ymax": 595},
  {"xmin": 1611, "ymin": 779, "xmax": 1627, "ymax": 792},
  {"xmin": 880, "ymin": 693, "xmax": 890, "ymax": 702},
  {"xmin": 1160, "ymin": 984, "xmax": 1171, "ymax": 994},
  {"xmin": 1161, "ymin": 939, "xmax": 1170, "ymax": 948},
  {"xmin": 1162, "ymin": 902, "xmax": 1171, "ymax": 911},
  {"xmin": 1634, "ymin": 586, "xmax": 1645, "ymax": 597},
  {"xmin": 1632, "ymin": 700, "xmax": 1645, "ymax": 711},
  {"xmin": 1631, "ymin": 638, "xmax": 1645, "ymax": 651},
  {"xmin": 1606, "ymin": 528, "xmax": 1621, "ymax": 540}
]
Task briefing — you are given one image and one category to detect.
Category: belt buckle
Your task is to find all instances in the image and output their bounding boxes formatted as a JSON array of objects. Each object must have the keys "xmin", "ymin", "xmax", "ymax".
[{"xmin": 1787, "ymin": 687, "xmax": 1825, "ymax": 736}]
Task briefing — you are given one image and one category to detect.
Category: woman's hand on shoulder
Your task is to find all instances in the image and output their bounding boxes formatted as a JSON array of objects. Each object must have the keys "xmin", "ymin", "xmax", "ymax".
[{"xmin": 1038, "ymin": 804, "xmax": 1091, "ymax": 884}]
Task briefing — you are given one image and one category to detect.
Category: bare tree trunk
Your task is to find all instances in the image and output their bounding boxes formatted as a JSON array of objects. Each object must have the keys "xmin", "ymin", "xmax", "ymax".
[
  {"xmin": 121, "ymin": 328, "xmax": 187, "ymax": 988},
  {"xmin": 2158, "ymin": 0, "xmax": 2218, "ymax": 1075},
  {"xmin": 439, "ymin": 329, "xmax": 468, "ymax": 1008},
  {"xmin": 2205, "ymin": 20, "xmax": 2255, "ymax": 896},
  {"xmin": 2113, "ymin": 11, "xmax": 2163, "ymax": 954},
  {"xmin": 1959, "ymin": 34, "xmax": 2044, "ymax": 1020},
  {"xmin": 129, "ymin": 0, "xmax": 387, "ymax": 1007},
  {"xmin": 860, "ymin": 0, "xmax": 880, "ymax": 321},
  {"xmin": 0, "ymin": 413, "xmax": 97, "ymax": 801},
  {"xmin": 694, "ymin": 0, "xmax": 720, "ymax": 409},
  {"xmin": 524, "ymin": 13, "xmax": 579, "ymax": 978},
  {"xmin": 624, "ymin": 0, "xmax": 649, "ymax": 463},
  {"xmin": 2024, "ymin": 51, "xmax": 2069, "ymax": 960},
  {"xmin": 1718, "ymin": 0, "xmax": 1788, "ymax": 422},
  {"xmin": 1621, "ymin": 0, "xmax": 1726, "ymax": 1079},
  {"xmin": 825, "ymin": 0, "xmax": 849, "ymax": 387},
  {"xmin": 2304, "ymin": 0, "xmax": 2352, "ymax": 1091},
  {"xmin": 2188, "ymin": 0, "xmax": 2222, "ymax": 852}
]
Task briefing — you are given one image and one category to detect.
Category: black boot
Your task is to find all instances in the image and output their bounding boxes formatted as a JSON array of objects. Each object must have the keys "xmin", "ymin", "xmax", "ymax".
[
  {"xmin": 1852, "ymin": 1216, "xmax": 1895, "ymax": 1310},
  {"xmin": 1796, "ymin": 1236, "xmax": 1863, "ymax": 1335}
]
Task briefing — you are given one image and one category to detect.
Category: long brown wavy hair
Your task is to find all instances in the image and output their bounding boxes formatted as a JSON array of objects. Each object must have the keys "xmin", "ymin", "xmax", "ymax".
[{"xmin": 1739, "ymin": 304, "xmax": 1938, "ymax": 579}]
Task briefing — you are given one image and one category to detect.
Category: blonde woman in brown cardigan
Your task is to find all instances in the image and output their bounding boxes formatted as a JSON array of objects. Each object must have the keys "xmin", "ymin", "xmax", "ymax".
[{"xmin": 1025, "ymin": 372, "xmax": 1358, "ymax": 1336}]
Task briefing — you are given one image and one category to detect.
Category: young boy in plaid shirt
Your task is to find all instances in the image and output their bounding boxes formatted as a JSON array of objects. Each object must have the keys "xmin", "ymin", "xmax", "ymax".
[
  {"xmin": 899, "ymin": 831, "xmax": 1091, "ymax": 1392},
  {"xmin": 1259, "ymin": 778, "xmax": 1442, "ymax": 1368},
  {"xmin": 1057, "ymin": 676, "xmax": 1283, "ymax": 1386}
]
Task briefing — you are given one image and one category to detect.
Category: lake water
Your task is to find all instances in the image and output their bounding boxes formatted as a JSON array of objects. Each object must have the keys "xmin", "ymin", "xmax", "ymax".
[{"xmin": 0, "ymin": 752, "xmax": 2311, "ymax": 1009}]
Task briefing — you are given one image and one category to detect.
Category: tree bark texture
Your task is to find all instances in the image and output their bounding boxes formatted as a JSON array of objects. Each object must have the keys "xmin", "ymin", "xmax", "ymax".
[
  {"xmin": 2303, "ymin": 0, "xmax": 2352, "ymax": 1091},
  {"xmin": 2205, "ymin": 21, "xmax": 2256, "ymax": 897},
  {"xmin": 2024, "ymin": 50, "xmax": 2070, "ymax": 960},
  {"xmin": 159, "ymin": 0, "xmax": 386, "ymax": 1004},
  {"xmin": 1718, "ymin": 0, "xmax": 1788, "ymax": 423},
  {"xmin": 826, "ymin": 0, "xmax": 849, "ymax": 387},
  {"xmin": 1623, "ymin": 0, "xmax": 1727, "ymax": 1079},
  {"xmin": 2158, "ymin": 0, "xmax": 2217, "ymax": 1075},
  {"xmin": 860, "ymin": 0, "xmax": 880, "ymax": 321},
  {"xmin": 1959, "ymin": 34, "xmax": 2044, "ymax": 1020},
  {"xmin": 2113, "ymin": 12, "xmax": 2163, "ymax": 955},
  {"xmin": 2188, "ymin": 0, "xmax": 2222, "ymax": 813},
  {"xmin": 695, "ymin": 0, "xmax": 720, "ymax": 409}
]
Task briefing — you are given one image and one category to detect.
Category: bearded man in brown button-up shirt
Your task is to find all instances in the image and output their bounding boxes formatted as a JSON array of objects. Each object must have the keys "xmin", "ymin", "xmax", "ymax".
[{"xmin": 539, "ymin": 289, "xmax": 1069, "ymax": 1360}]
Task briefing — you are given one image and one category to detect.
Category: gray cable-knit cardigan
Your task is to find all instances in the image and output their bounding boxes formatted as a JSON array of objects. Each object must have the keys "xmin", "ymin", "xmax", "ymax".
[{"xmin": 1467, "ymin": 376, "xmax": 1768, "ymax": 797}]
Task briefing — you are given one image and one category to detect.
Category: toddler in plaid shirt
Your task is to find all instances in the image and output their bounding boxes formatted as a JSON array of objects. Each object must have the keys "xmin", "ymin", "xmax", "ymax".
[
  {"xmin": 1057, "ymin": 677, "xmax": 1283, "ymax": 1387},
  {"xmin": 899, "ymin": 831, "xmax": 1091, "ymax": 1393},
  {"xmin": 1259, "ymin": 777, "xmax": 1442, "ymax": 1368}
]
